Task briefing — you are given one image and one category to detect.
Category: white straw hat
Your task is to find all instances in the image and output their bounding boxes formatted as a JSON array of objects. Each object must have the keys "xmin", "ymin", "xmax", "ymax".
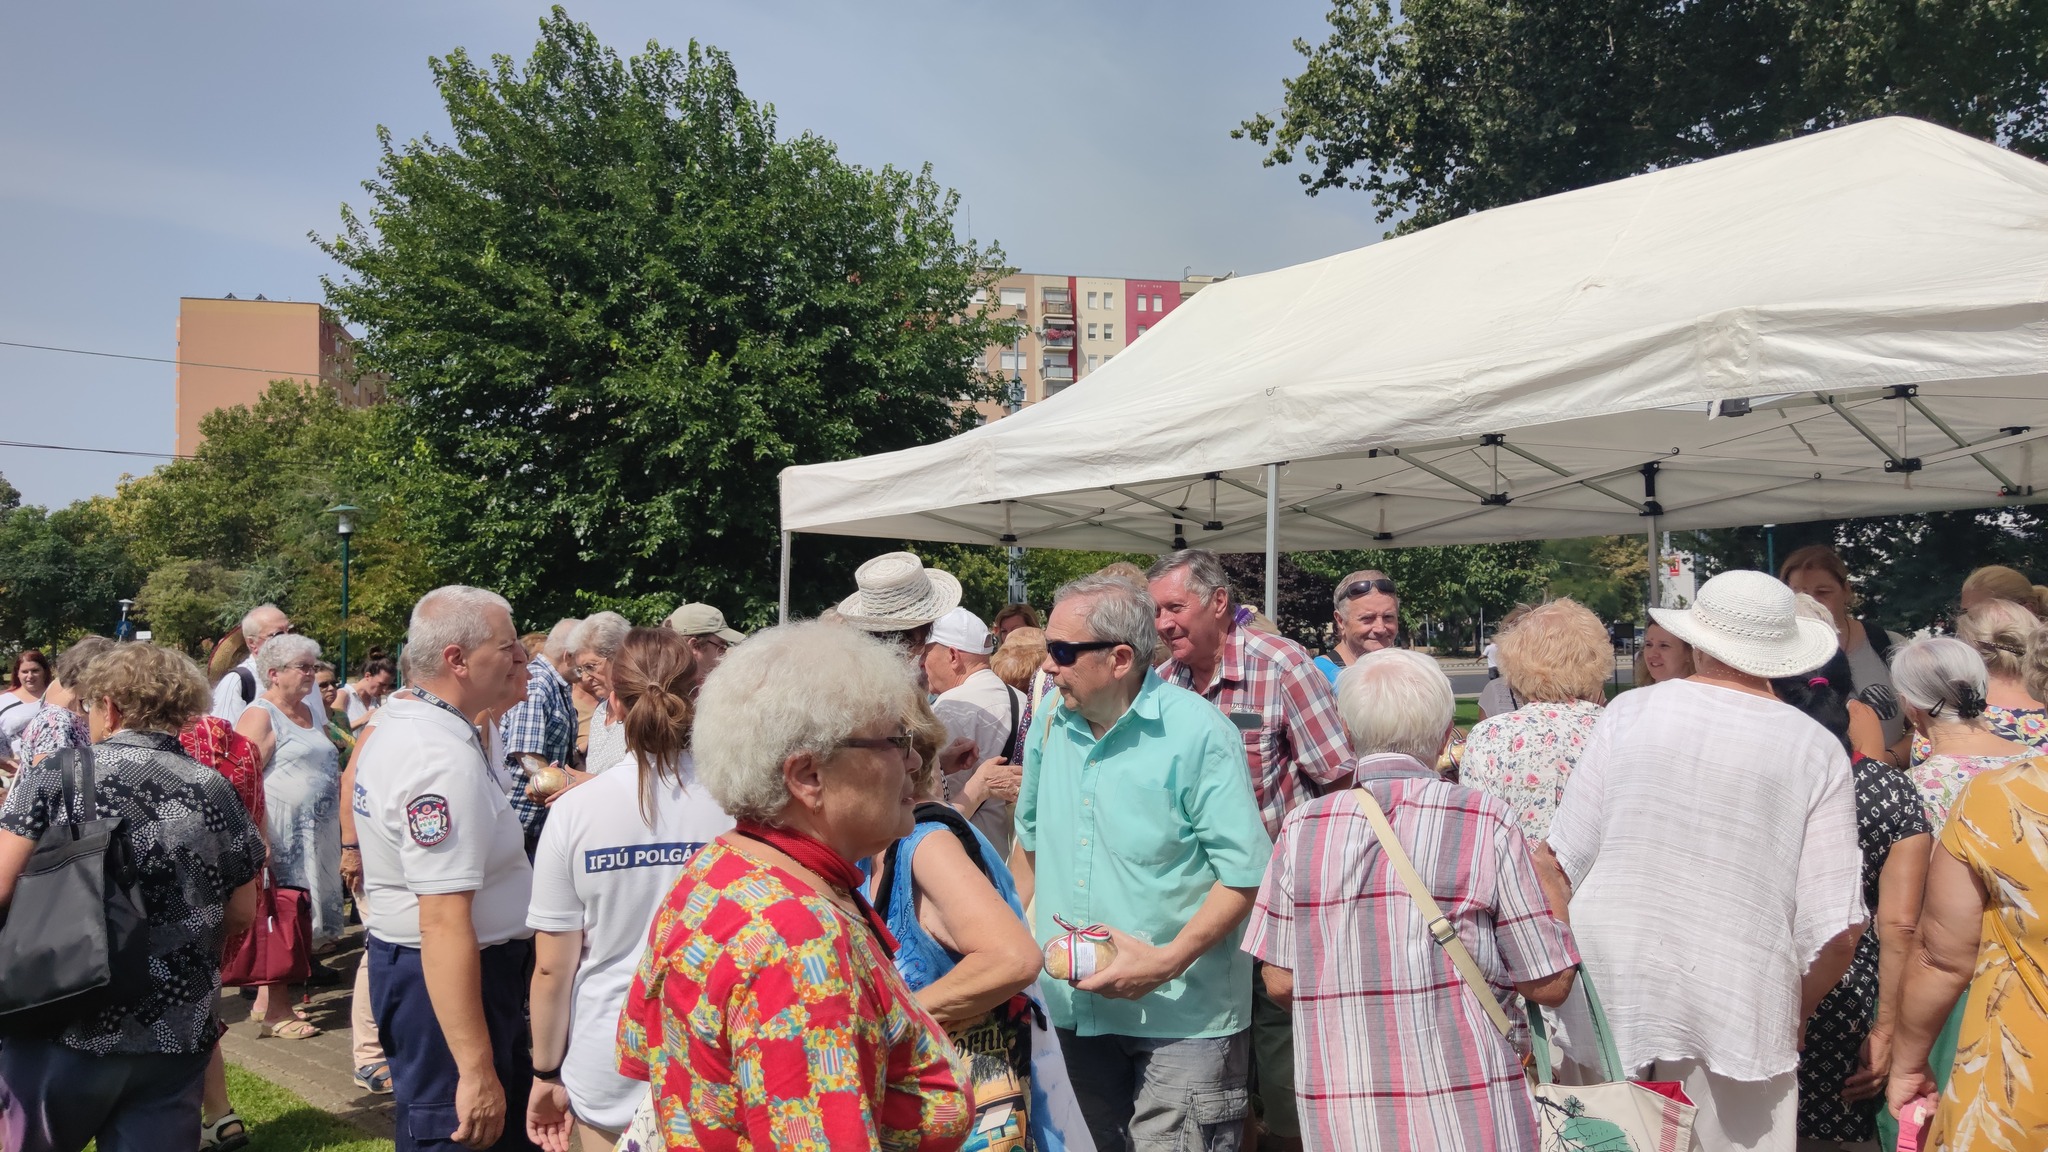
[
  {"xmin": 835, "ymin": 552, "xmax": 962, "ymax": 632},
  {"xmin": 1649, "ymin": 570, "xmax": 1840, "ymax": 679}
]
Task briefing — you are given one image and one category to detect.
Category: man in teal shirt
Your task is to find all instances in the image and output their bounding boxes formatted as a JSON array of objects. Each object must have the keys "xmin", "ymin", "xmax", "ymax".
[{"xmin": 1014, "ymin": 572, "xmax": 1273, "ymax": 1152}]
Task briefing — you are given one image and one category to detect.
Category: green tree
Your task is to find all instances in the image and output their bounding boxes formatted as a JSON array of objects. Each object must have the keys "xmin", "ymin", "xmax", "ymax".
[
  {"xmin": 1238, "ymin": 0, "xmax": 2048, "ymax": 232},
  {"xmin": 322, "ymin": 10, "xmax": 1016, "ymax": 628},
  {"xmin": 1543, "ymin": 536, "xmax": 1649, "ymax": 624},
  {"xmin": 133, "ymin": 558, "xmax": 240, "ymax": 654},
  {"xmin": 0, "ymin": 496, "xmax": 142, "ymax": 650},
  {"xmin": 1295, "ymin": 544, "xmax": 1553, "ymax": 652}
]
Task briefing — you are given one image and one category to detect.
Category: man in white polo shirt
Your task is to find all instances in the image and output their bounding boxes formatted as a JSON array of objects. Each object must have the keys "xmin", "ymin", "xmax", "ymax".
[
  {"xmin": 925, "ymin": 605, "xmax": 1027, "ymax": 854},
  {"xmin": 355, "ymin": 585, "xmax": 537, "ymax": 1152}
]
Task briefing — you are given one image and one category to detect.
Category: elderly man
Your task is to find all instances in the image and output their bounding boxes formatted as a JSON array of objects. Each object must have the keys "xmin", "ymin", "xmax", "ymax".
[
  {"xmin": 836, "ymin": 551, "xmax": 962, "ymax": 690},
  {"xmin": 663, "ymin": 602, "xmax": 746, "ymax": 679},
  {"xmin": 355, "ymin": 586, "xmax": 539, "ymax": 1152},
  {"xmin": 1313, "ymin": 570, "xmax": 1401, "ymax": 684},
  {"xmin": 1016, "ymin": 572, "xmax": 1273, "ymax": 1152},
  {"xmin": 212, "ymin": 603, "xmax": 326, "ymax": 724},
  {"xmin": 1244, "ymin": 649, "xmax": 1580, "ymax": 1152},
  {"xmin": 498, "ymin": 617, "xmax": 579, "ymax": 856},
  {"xmin": 924, "ymin": 605, "xmax": 1027, "ymax": 855},
  {"xmin": 1148, "ymin": 548, "xmax": 1353, "ymax": 1151}
]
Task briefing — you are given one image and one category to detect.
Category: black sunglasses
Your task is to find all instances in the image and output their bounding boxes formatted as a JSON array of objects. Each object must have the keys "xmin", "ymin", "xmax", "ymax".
[
  {"xmin": 1339, "ymin": 578, "xmax": 1398, "ymax": 602},
  {"xmin": 1046, "ymin": 639, "xmax": 1123, "ymax": 666}
]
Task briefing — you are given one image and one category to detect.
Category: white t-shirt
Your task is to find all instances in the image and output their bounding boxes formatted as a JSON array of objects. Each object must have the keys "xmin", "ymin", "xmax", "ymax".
[
  {"xmin": 1483, "ymin": 641, "xmax": 1500, "ymax": 670},
  {"xmin": 341, "ymin": 685, "xmax": 375, "ymax": 728},
  {"xmin": 527, "ymin": 751, "xmax": 733, "ymax": 1129},
  {"xmin": 1547, "ymin": 679, "xmax": 1864, "ymax": 1080},
  {"xmin": 212, "ymin": 655, "xmax": 327, "ymax": 726},
  {"xmin": 354, "ymin": 695, "xmax": 533, "ymax": 948},
  {"xmin": 933, "ymin": 667, "xmax": 1026, "ymax": 854}
]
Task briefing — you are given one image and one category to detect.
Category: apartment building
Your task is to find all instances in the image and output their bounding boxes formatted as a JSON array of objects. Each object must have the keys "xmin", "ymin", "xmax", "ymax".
[
  {"xmin": 974, "ymin": 270, "xmax": 1213, "ymax": 419},
  {"xmin": 174, "ymin": 296, "xmax": 387, "ymax": 455}
]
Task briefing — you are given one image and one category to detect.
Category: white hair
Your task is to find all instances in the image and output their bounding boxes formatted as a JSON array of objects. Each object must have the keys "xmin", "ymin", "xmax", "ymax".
[
  {"xmin": 1053, "ymin": 573, "xmax": 1159, "ymax": 655},
  {"xmin": 407, "ymin": 585, "xmax": 513, "ymax": 679},
  {"xmin": 254, "ymin": 633, "xmax": 321, "ymax": 684},
  {"xmin": 543, "ymin": 618, "xmax": 581, "ymax": 665},
  {"xmin": 569, "ymin": 612, "xmax": 631, "ymax": 660},
  {"xmin": 240, "ymin": 603, "xmax": 285, "ymax": 642},
  {"xmin": 1892, "ymin": 635, "xmax": 1990, "ymax": 722},
  {"xmin": 692, "ymin": 620, "xmax": 923, "ymax": 823},
  {"xmin": 1336, "ymin": 648, "xmax": 1455, "ymax": 761}
]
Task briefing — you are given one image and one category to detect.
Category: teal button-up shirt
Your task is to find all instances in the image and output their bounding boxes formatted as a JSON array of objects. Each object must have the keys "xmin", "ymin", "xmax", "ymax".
[{"xmin": 1017, "ymin": 669, "xmax": 1275, "ymax": 1038}]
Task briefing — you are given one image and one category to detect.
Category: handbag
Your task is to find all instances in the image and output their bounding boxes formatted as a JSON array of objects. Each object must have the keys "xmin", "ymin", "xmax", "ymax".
[
  {"xmin": 0, "ymin": 746, "xmax": 153, "ymax": 1031},
  {"xmin": 1528, "ymin": 974, "xmax": 1696, "ymax": 1152},
  {"xmin": 220, "ymin": 868, "xmax": 313, "ymax": 987}
]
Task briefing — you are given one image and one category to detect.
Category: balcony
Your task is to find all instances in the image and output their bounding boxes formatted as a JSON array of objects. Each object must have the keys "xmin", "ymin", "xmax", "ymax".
[
  {"xmin": 1042, "ymin": 362, "xmax": 1075, "ymax": 383},
  {"xmin": 1040, "ymin": 326, "xmax": 1075, "ymax": 350},
  {"xmin": 1039, "ymin": 288, "xmax": 1073, "ymax": 319}
]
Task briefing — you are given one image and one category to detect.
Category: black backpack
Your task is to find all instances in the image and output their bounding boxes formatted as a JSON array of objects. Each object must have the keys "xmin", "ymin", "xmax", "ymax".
[{"xmin": 0, "ymin": 747, "xmax": 152, "ymax": 1034}]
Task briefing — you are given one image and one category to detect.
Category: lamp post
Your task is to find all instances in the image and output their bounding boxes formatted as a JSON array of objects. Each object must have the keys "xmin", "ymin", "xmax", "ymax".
[
  {"xmin": 116, "ymin": 598, "xmax": 134, "ymax": 642},
  {"xmin": 1005, "ymin": 354, "xmax": 1027, "ymax": 603},
  {"xmin": 326, "ymin": 504, "xmax": 359, "ymax": 678}
]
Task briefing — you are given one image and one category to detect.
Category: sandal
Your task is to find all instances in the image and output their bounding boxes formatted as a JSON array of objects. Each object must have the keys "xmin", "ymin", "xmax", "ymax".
[
  {"xmin": 258, "ymin": 1018, "xmax": 322, "ymax": 1040},
  {"xmin": 353, "ymin": 1061, "xmax": 393, "ymax": 1094},
  {"xmin": 200, "ymin": 1111, "xmax": 250, "ymax": 1152}
]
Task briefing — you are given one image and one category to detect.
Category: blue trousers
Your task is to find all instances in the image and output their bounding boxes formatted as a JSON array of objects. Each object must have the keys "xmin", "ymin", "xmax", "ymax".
[
  {"xmin": 369, "ymin": 934, "xmax": 539, "ymax": 1152},
  {"xmin": 0, "ymin": 1035, "xmax": 208, "ymax": 1152}
]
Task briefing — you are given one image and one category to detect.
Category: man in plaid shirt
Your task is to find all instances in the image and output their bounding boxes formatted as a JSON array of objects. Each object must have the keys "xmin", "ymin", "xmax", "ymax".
[
  {"xmin": 1150, "ymin": 548, "xmax": 1355, "ymax": 1152},
  {"xmin": 1242, "ymin": 649, "xmax": 1578, "ymax": 1152},
  {"xmin": 497, "ymin": 638, "xmax": 577, "ymax": 856}
]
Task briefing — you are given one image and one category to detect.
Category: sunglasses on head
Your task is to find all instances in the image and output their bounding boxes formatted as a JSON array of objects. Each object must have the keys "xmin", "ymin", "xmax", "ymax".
[
  {"xmin": 1045, "ymin": 639, "xmax": 1123, "ymax": 666},
  {"xmin": 1340, "ymin": 578, "xmax": 1398, "ymax": 602}
]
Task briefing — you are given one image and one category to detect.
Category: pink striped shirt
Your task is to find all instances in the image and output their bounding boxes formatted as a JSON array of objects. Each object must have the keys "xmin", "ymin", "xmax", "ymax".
[{"xmin": 1243, "ymin": 753, "xmax": 1579, "ymax": 1152}]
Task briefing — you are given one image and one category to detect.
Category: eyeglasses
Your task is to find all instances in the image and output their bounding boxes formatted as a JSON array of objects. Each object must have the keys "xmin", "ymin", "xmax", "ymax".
[
  {"xmin": 1339, "ymin": 578, "xmax": 1398, "ymax": 602},
  {"xmin": 287, "ymin": 662, "xmax": 322, "ymax": 673},
  {"xmin": 1045, "ymin": 639, "xmax": 1123, "ymax": 666},
  {"xmin": 842, "ymin": 734, "xmax": 916, "ymax": 756}
]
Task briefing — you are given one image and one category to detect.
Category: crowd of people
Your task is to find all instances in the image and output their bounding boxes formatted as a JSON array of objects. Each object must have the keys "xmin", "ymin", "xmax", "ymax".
[{"xmin": 0, "ymin": 545, "xmax": 2045, "ymax": 1152}]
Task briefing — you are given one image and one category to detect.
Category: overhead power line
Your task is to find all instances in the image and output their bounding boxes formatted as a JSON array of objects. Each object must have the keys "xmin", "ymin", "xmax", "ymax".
[
  {"xmin": 0, "ymin": 339, "xmax": 334, "ymax": 380},
  {"xmin": 0, "ymin": 438, "xmax": 193, "ymax": 460}
]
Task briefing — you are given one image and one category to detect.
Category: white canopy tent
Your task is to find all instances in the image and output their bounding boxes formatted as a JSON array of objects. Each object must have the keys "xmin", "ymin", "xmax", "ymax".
[{"xmin": 779, "ymin": 118, "xmax": 2048, "ymax": 619}]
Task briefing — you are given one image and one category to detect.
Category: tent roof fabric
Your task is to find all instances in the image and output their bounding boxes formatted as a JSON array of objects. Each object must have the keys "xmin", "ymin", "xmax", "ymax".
[{"xmin": 781, "ymin": 118, "xmax": 2048, "ymax": 552}]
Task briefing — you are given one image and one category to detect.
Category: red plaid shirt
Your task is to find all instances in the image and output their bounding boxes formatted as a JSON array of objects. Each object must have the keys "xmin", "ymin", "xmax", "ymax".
[
  {"xmin": 179, "ymin": 715, "xmax": 264, "ymax": 826},
  {"xmin": 1160, "ymin": 625, "xmax": 1354, "ymax": 836}
]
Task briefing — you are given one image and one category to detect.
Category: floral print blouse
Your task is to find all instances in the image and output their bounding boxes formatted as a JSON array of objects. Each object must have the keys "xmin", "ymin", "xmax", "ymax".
[
  {"xmin": 1911, "ymin": 749, "xmax": 2042, "ymax": 830},
  {"xmin": 1459, "ymin": 699, "xmax": 1605, "ymax": 842},
  {"xmin": 1909, "ymin": 703, "xmax": 2048, "ymax": 767}
]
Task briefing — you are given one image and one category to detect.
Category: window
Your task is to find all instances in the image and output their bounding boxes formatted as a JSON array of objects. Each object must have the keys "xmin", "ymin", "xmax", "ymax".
[
  {"xmin": 999, "ymin": 351, "xmax": 1025, "ymax": 371},
  {"xmin": 1153, "ymin": 294, "xmax": 1164, "ymax": 310},
  {"xmin": 971, "ymin": 288, "xmax": 987, "ymax": 304},
  {"xmin": 1086, "ymin": 291, "xmax": 1099, "ymax": 309},
  {"xmin": 1087, "ymin": 323, "xmax": 1099, "ymax": 339},
  {"xmin": 1103, "ymin": 323, "xmax": 1115, "ymax": 341},
  {"xmin": 1137, "ymin": 295, "xmax": 1149, "ymax": 312},
  {"xmin": 1137, "ymin": 325, "xmax": 1149, "ymax": 338},
  {"xmin": 1088, "ymin": 354, "xmax": 1100, "ymax": 369},
  {"xmin": 999, "ymin": 287, "xmax": 1026, "ymax": 307},
  {"xmin": 1104, "ymin": 291, "xmax": 1115, "ymax": 308}
]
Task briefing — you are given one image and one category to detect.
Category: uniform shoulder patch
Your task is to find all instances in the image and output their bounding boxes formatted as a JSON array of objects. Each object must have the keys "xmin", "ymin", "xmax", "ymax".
[{"xmin": 405, "ymin": 794, "xmax": 452, "ymax": 846}]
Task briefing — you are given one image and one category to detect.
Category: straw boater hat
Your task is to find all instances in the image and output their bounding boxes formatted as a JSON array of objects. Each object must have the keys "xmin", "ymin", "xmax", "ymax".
[
  {"xmin": 1649, "ymin": 570, "xmax": 1839, "ymax": 679},
  {"xmin": 835, "ymin": 552, "xmax": 962, "ymax": 632}
]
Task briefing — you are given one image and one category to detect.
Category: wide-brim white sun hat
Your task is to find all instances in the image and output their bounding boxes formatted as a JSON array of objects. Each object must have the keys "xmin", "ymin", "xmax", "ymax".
[
  {"xmin": 836, "ymin": 551, "xmax": 963, "ymax": 632},
  {"xmin": 1649, "ymin": 570, "xmax": 1841, "ymax": 679}
]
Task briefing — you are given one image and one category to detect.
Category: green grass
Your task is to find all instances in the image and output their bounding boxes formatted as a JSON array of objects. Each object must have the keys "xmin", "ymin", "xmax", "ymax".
[
  {"xmin": 1454, "ymin": 699, "xmax": 1481, "ymax": 728},
  {"xmin": 222, "ymin": 1064, "xmax": 391, "ymax": 1152}
]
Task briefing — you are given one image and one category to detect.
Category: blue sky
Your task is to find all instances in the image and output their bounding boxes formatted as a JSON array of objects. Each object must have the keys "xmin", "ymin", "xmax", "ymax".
[{"xmin": 0, "ymin": 0, "xmax": 1382, "ymax": 507}]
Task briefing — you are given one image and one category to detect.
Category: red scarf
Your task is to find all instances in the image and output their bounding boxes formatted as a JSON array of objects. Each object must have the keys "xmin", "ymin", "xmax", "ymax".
[{"xmin": 735, "ymin": 820, "xmax": 898, "ymax": 955}]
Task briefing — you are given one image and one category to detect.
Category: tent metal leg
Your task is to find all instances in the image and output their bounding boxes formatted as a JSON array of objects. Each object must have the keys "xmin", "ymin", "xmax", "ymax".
[
  {"xmin": 779, "ymin": 530, "xmax": 792, "ymax": 624},
  {"xmin": 1265, "ymin": 463, "xmax": 1279, "ymax": 622},
  {"xmin": 1646, "ymin": 521, "xmax": 1660, "ymax": 609}
]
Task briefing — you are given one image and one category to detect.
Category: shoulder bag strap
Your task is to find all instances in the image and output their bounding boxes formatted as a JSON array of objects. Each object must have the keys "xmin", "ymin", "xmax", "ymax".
[
  {"xmin": 1005, "ymin": 682, "xmax": 1021, "ymax": 759},
  {"xmin": 1353, "ymin": 785, "xmax": 1515, "ymax": 1039}
]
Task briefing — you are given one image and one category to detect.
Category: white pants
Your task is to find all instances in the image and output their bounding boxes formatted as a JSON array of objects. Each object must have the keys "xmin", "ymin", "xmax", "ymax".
[{"xmin": 1640, "ymin": 1059, "xmax": 1798, "ymax": 1152}]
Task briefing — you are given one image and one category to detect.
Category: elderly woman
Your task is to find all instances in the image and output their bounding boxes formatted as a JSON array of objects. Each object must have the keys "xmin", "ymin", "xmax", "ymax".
[
  {"xmin": 1911, "ymin": 599, "xmax": 2048, "ymax": 764},
  {"xmin": 617, "ymin": 621, "xmax": 971, "ymax": 1151},
  {"xmin": 1770, "ymin": 660, "xmax": 1931, "ymax": 1149},
  {"xmin": 1461, "ymin": 598, "xmax": 1612, "ymax": 842},
  {"xmin": 1544, "ymin": 570, "xmax": 1865, "ymax": 1152},
  {"xmin": 526, "ymin": 628, "xmax": 733, "ymax": 1151},
  {"xmin": 1898, "ymin": 636, "xmax": 2037, "ymax": 831},
  {"xmin": 1634, "ymin": 620, "xmax": 1695, "ymax": 687},
  {"xmin": 1243, "ymin": 648, "xmax": 1579, "ymax": 1152},
  {"xmin": 0, "ymin": 643, "xmax": 266, "ymax": 1149},
  {"xmin": 1885, "ymin": 731, "xmax": 2048, "ymax": 1146},
  {"xmin": 570, "ymin": 611, "xmax": 631, "ymax": 773},
  {"xmin": 1957, "ymin": 563, "xmax": 2048, "ymax": 616},
  {"xmin": 233, "ymin": 632, "xmax": 342, "ymax": 1040}
]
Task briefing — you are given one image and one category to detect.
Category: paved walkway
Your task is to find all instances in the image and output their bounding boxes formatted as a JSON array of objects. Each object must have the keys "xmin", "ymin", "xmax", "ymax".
[{"xmin": 217, "ymin": 927, "xmax": 395, "ymax": 1141}]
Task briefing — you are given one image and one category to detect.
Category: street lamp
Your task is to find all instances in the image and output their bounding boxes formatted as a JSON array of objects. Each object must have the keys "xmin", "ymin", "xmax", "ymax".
[
  {"xmin": 326, "ymin": 504, "xmax": 359, "ymax": 679},
  {"xmin": 116, "ymin": 598, "xmax": 134, "ymax": 642}
]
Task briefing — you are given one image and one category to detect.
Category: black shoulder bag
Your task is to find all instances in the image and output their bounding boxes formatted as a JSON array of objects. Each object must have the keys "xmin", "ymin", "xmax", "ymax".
[{"xmin": 0, "ymin": 746, "xmax": 152, "ymax": 1032}]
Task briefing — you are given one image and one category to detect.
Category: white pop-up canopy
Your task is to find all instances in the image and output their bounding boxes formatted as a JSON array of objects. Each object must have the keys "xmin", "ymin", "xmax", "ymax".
[{"xmin": 779, "ymin": 118, "xmax": 2048, "ymax": 614}]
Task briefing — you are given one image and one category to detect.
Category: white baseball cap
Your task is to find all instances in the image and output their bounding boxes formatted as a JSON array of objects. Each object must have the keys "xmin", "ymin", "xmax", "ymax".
[{"xmin": 928, "ymin": 607, "xmax": 994, "ymax": 656}]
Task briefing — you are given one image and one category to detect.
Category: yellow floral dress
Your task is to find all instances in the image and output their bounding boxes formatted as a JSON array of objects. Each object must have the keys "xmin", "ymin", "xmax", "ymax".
[{"xmin": 1929, "ymin": 757, "xmax": 2048, "ymax": 1151}]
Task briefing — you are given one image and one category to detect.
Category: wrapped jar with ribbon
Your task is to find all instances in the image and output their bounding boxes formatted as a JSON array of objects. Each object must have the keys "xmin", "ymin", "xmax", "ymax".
[{"xmin": 1043, "ymin": 915, "xmax": 1118, "ymax": 983}]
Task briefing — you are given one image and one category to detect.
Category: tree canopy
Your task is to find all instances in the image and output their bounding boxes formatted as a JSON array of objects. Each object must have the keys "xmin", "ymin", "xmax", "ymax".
[
  {"xmin": 1238, "ymin": 0, "xmax": 2048, "ymax": 231},
  {"xmin": 323, "ymin": 9, "xmax": 1015, "ymax": 627}
]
